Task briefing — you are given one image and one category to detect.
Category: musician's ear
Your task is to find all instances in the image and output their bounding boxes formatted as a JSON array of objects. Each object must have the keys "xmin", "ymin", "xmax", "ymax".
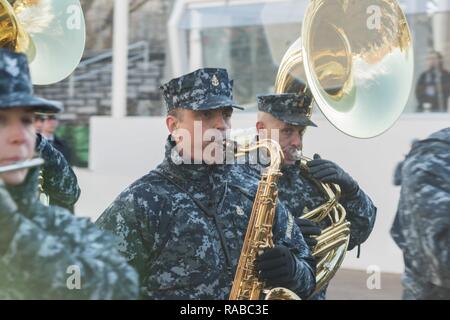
[
  {"xmin": 256, "ymin": 120, "xmax": 266, "ymax": 132},
  {"xmin": 166, "ymin": 115, "xmax": 177, "ymax": 134},
  {"xmin": 166, "ymin": 108, "xmax": 183, "ymax": 133}
]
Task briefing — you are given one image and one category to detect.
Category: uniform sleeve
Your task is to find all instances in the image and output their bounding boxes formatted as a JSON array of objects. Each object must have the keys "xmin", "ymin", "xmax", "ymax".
[
  {"xmin": 273, "ymin": 202, "xmax": 316, "ymax": 299},
  {"xmin": 0, "ymin": 205, "xmax": 139, "ymax": 299},
  {"xmin": 36, "ymin": 135, "xmax": 81, "ymax": 208},
  {"xmin": 340, "ymin": 187, "xmax": 377, "ymax": 250},
  {"xmin": 95, "ymin": 186, "xmax": 171, "ymax": 290},
  {"xmin": 401, "ymin": 150, "xmax": 450, "ymax": 288}
]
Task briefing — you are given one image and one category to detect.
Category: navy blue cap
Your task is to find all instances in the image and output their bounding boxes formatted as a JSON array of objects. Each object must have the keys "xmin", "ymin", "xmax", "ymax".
[
  {"xmin": 257, "ymin": 93, "xmax": 316, "ymax": 127},
  {"xmin": 160, "ymin": 68, "xmax": 243, "ymax": 113},
  {"xmin": 0, "ymin": 49, "xmax": 62, "ymax": 113}
]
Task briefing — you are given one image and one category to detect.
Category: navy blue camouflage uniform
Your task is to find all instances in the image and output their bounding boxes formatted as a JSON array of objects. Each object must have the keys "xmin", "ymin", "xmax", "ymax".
[
  {"xmin": 253, "ymin": 93, "xmax": 377, "ymax": 300},
  {"xmin": 0, "ymin": 49, "xmax": 139, "ymax": 299},
  {"xmin": 96, "ymin": 69, "xmax": 316, "ymax": 299},
  {"xmin": 0, "ymin": 169, "xmax": 139, "ymax": 299},
  {"xmin": 391, "ymin": 128, "xmax": 450, "ymax": 300},
  {"xmin": 36, "ymin": 134, "xmax": 81, "ymax": 211}
]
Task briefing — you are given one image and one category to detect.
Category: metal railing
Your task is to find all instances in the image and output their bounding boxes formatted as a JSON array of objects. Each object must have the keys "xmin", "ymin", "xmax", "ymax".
[{"xmin": 68, "ymin": 41, "xmax": 150, "ymax": 96}]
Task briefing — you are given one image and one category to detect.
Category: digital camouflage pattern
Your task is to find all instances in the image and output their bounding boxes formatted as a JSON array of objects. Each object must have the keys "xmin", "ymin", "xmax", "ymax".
[
  {"xmin": 391, "ymin": 127, "xmax": 450, "ymax": 300},
  {"xmin": 36, "ymin": 134, "xmax": 81, "ymax": 210},
  {"xmin": 257, "ymin": 93, "xmax": 316, "ymax": 127},
  {"xmin": 96, "ymin": 138, "xmax": 316, "ymax": 300},
  {"xmin": 0, "ymin": 49, "xmax": 61, "ymax": 113},
  {"xmin": 160, "ymin": 68, "xmax": 243, "ymax": 112},
  {"xmin": 0, "ymin": 168, "xmax": 139, "ymax": 299}
]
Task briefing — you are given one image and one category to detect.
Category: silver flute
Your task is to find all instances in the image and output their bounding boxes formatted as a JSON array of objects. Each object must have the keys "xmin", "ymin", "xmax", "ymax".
[{"xmin": 0, "ymin": 158, "xmax": 45, "ymax": 174}]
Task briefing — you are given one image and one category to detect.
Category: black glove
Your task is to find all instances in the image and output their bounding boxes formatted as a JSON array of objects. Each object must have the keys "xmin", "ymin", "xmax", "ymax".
[
  {"xmin": 35, "ymin": 133, "xmax": 43, "ymax": 152},
  {"xmin": 307, "ymin": 154, "xmax": 359, "ymax": 196},
  {"xmin": 0, "ymin": 180, "xmax": 18, "ymax": 217},
  {"xmin": 295, "ymin": 218, "xmax": 321, "ymax": 249},
  {"xmin": 255, "ymin": 245, "xmax": 297, "ymax": 287}
]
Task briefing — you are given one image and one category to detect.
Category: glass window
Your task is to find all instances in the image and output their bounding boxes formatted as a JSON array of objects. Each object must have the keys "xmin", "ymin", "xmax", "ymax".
[{"xmin": 170, "ymin": 0, "xmax": 450, "ymax": 113}]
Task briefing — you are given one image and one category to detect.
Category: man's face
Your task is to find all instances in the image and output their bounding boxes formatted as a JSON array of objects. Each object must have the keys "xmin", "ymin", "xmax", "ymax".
[
  {"xmin": 42, "ymin": 115, "xmax": 58, "ymax": 135},
  {"xmin": 33, "ymin": 116, "xmax": 45, "ymax": 133},
  {"xmin": 167, "ymin": 107, "xmax": 233, "ymax": 163},
  {"xmin": 257, "ymin": 114, "xmax": 305, "ymax": 166},
  {"xmin": 0, "ymin": 108, "xmax": 36, "ymax": 186}
]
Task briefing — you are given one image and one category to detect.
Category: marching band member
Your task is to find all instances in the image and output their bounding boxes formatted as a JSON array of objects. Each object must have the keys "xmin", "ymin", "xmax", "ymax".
[
  {"xmin": 97, "ymin": 68, "xmax": 316, "ymax": 299},
  {"xmin": 0, "ymin": 49, "xmax": 138, "ymax": 299}
]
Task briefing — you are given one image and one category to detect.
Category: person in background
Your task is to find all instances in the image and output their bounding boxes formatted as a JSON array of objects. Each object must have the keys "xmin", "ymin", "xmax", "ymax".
[
  {"xmin": 41, "ymin": 110, "xmax": 73, "ymax": 164},
  {"xmin": 416, "ymin": 51, "xmax": 450, "ymax": 112}
]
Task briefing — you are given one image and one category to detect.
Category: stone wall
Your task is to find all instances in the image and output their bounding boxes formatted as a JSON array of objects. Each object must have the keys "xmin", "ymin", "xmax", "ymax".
[
  {"xmin": 34, "ymin": 0, "xmax": 174, "ymax": 125},
  {"xmin": 34, "ymin": 50, "xmax": 166, "ymax": 124}
]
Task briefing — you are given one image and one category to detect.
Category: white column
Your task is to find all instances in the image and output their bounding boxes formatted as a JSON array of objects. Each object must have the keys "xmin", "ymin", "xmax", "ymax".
[
  {"xmin": 432, "ymin": 0, "xmax": 450, "ymax": 53},
  {"xmin": 112, "ymin": 0, "xmax": 129, "ymax": 118},
  {"xmin": 168, "ymin": 0, "xmax": 189, "ymax": 77},
  {"xmin": 188, "ymin": 10, "xmax": 204, "ymax": 71}
]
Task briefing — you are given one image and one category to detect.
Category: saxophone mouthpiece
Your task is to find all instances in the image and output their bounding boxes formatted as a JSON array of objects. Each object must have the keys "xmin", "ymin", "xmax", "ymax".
[{"xmin": 287, "ymin": 147, "xmax": 303, "ymax": 161}]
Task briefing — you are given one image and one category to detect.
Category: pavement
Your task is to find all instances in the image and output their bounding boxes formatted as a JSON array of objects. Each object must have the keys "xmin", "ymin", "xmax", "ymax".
[{"xmin": 326, "ymin": 269, "xmax": 403, "ymax": 300}]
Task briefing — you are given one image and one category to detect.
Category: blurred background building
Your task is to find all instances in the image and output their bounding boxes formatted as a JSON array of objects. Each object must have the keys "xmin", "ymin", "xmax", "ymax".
[
  {"xmin": 33, "ymin": 0, "xmax": 450, "ymax": 166},
  {"xmin": 32, "ymin": 0, "xmax": 450, "ymax": 299}
]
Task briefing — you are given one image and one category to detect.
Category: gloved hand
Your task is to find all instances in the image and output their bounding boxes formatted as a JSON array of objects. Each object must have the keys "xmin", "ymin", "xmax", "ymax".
[
  {"xmin": 295, "ymin": 218, "xmax": 321, "ymax": 249},
  {"xmin": 255, "ymin": 245, "xmax": 297, "ymax": 287},
  {"xmin": 0, "ymin": 180, "xmax": 18, "ymax": 217},
  {"xmin": 35, "ymin": 133, "xmax": 43, "ymax": 152},
  {"xmin": 307, "ymin": 154, "xmax": 359, "ymax": 196}
]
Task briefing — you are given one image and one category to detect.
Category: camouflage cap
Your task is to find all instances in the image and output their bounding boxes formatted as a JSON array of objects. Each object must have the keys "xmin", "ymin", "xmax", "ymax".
[
  {"xmin": 0, "ymin": 49, "xmax": 62, "ymax": 113},
  {"xmin": 160, "ymin": 68, "xmax": 243, "ymax": 113},
  {"xmin": 257, "ymin": 93, "xmax": 316, "ymax": 127}
]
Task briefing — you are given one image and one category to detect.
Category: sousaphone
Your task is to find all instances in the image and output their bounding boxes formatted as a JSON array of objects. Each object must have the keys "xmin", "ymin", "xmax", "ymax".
[
  {"xmin": 0, "ymin": 0, "xmax": 86, "ymax": 85},
  {"xmin": 275, "ymin": 0, "xmax": 413, "ymax": 296}
]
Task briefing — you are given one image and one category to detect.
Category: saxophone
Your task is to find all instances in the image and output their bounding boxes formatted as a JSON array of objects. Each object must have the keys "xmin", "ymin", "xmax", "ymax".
[{"xmin": 229, "ymin": 138, "xmax": 300, "ymax": 300}]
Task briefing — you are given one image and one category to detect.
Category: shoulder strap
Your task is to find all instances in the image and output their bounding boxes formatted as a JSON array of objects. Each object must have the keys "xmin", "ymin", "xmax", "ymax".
[{"xmin": 153, "ymin": 170, "xmax": 233, "ymax": 270}]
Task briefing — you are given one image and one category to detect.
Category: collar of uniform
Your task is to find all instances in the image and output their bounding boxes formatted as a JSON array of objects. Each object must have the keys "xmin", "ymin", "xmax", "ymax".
[
  {"xmin": 408, "ymin": 128, "xmax": 450, "ymax": 158},
  {"xmin": 278, "ymin": 163, "xmax": 299, "ymax": 187},
  {"xmin": 281, "ymin": 163, "xmax": 301, "ymax": 175},
  {"xmin": 160, "ymin": 136, "xmax": 230, "ymax": 183},
  {"xmin": 6, "ymin": 168, "xmax": 41, "ymax": 217}
]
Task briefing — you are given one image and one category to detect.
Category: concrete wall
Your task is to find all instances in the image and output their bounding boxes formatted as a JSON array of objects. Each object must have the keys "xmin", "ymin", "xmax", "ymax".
[{"xmin": 74, "ymin": 114, "xmax": 450, "ymax": 273}]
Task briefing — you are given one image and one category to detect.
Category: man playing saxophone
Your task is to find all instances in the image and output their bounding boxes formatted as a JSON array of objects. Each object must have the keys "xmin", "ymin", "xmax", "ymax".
[
  {"xmin": 249, "ymin": 93, "xmax": 377, "ymax": 299},
  {"xmin": 96, "ymin": 68, "xmax": 316, "ymax": 299}
]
